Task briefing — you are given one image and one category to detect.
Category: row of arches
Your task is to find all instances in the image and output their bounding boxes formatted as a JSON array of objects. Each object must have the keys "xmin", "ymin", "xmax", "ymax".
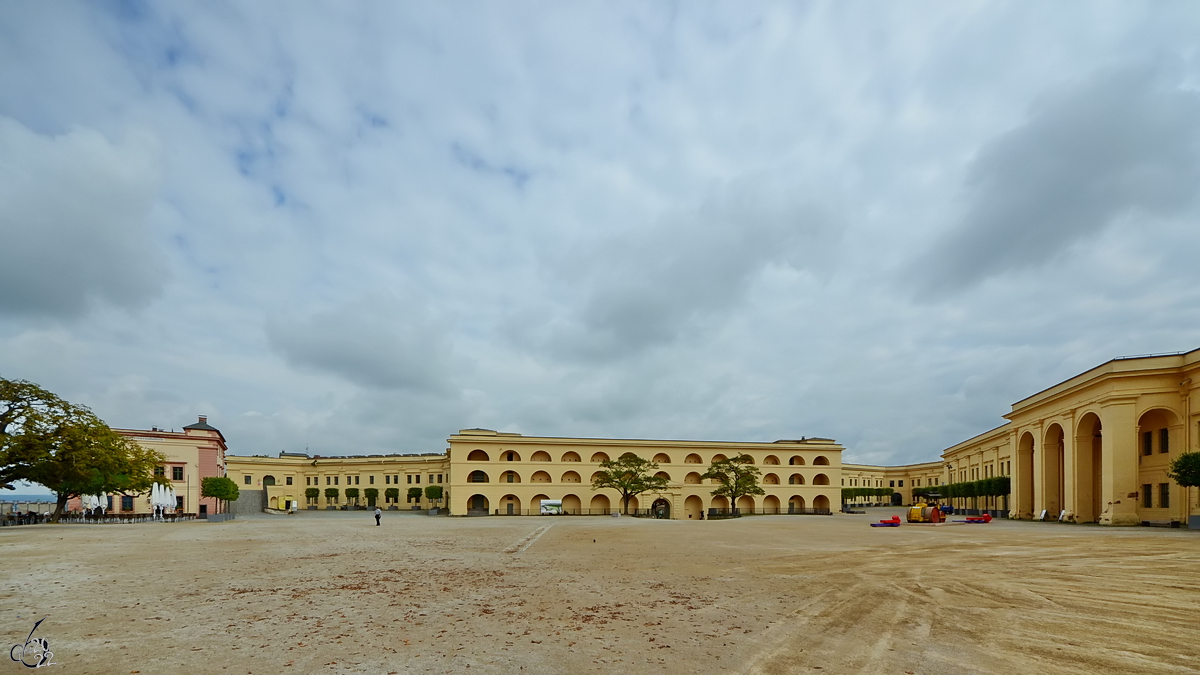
[
  {"xmin": 465, "ymin": 493, "xmax": 833, "ymax": 516},
  {"xmin": 1012, "ymin": 406, "xmax": 1181, "ymax": 523},
  {"xmin": 467, "ymin": 469, "xmax": 831, "ymax": 485},
  {"xmin": 465, "ymin": 449, "xmax": 831, "ymax": 466}
]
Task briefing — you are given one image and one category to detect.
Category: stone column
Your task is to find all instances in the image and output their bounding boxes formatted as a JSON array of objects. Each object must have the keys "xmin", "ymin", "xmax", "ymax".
[{"xmin": 1100, "ymin": 398, "xmax": 1139, "ymax": 526}]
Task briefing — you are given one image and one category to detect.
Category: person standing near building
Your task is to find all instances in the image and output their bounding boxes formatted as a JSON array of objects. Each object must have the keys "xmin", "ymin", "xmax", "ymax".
[{"xmin": 374, "ymin": 506, "xmax": 382, "ymax": 526}]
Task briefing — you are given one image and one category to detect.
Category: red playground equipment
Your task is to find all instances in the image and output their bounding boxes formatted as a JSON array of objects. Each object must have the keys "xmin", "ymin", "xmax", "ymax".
[{"xmin": 870, "ymin": 515, "xmax": 901, "ymax": 527}]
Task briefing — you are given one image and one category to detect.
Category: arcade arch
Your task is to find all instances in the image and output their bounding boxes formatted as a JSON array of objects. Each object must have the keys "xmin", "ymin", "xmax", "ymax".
[
  {"xmin": 653, "ymin": 453, "xmax": 671, "ymax": 464},
  {"xmin": 562, "ymin": 451, "xmax": 581, "ymax": 462},
  {"xmin": 1043, "ymin": 423, "xmax": 1065, "ymax": 517},
  {"xmin": 561, "ymin": 471, "xmax": 581, "ymax": 483},
  {"xmin": 684, "ymin": 454, "xmax": 702, "ymax": 464},
  {"xmin": 531, "ymin": 451, "xmax": 551, "ymax": 462},
  {"xmin": 591, "ymin": 452, "xmax": 610, "ymax": 463},
  {"xmin": 1074, "ymin": 412, "xmax": 1102, "ymax": 523},
  {"xmin": 467, "ymin": 450, "xmax": 489, "ymax": 461}
]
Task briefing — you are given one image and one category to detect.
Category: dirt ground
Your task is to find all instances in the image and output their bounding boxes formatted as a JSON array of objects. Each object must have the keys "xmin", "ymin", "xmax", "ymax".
[{"xmin": 2, "ymin": 509, "xmax": 1198, "ymax": 674}]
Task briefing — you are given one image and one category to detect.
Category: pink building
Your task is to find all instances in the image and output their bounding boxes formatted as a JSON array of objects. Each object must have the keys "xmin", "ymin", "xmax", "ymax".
[{"xmin": 67, "ymin": 416, "xmax": 228, "ymax": 516}]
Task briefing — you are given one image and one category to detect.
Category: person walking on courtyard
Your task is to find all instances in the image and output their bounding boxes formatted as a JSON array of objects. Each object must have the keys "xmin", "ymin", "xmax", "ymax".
[{"xmin": 374, "ymin": 506, "xmax": 382, "ymax": 526}]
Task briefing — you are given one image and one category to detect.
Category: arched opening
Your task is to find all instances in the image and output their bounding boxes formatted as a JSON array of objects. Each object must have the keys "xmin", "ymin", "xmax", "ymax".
[
  {"xmin": 684, "ymin": 495, "xmax": 703, "ymax": 519},
  {"xmin": 501, "ymin": 494, "xmax": 521, "ymax": 515},
  {"xmin": 1074, "ymin": 413, "xmax": 1103, "ymax": 523},
  {"xmin": 467, "ymin": 450, "xmax": 490, "ymax": 461},
  {"xmin": 764, "ymin": 455, "xmax": 780, "ymax": 465},
  {"xmin": 269, "ymin": 496, "xmax": 278, "ymax": 508},
  {"xmin": 763, "ymin": 495, "xmax": 780, "ymax": 514},
  {"xmin": 501, "ymin": 451, "xmax": 521, "ymax": 462},
  {"xmin": 763, "ymin": 473, "xmax": 780, "ymax": 485},
  {"xmin": 684, "ymin": 472, "xmax": 703, "ymax": 484},
  {"xmin": 562, "ymin": 451, "xmax": 581, "ymax": 462},
  {"xmin": 1137, "ymin": 408, "xmax": 1182, "ymax": 518},
  {"xmin": 789, "ymin": 456, "xmax": 805, "ymax": 466},
  {"xmin": 655, "ymin": 471, "xmax": 671, "ymax": 482},
  {"xmin": 1017, "ymin": 431, "xmax": 1035, "ymax": 518},
  {"xmin": 652, "ymin": 498, "xmax": 671, "ymax": 519},
  {"xmin": 684, "ymin": 454, "xmax": 702, "ymax": 464},
  {"xmin": 531, "ymin": 451, "xmax": 551, "ymax": 462},
  {"xmin": 710, "ymin": 496, "xmax": 729, "ymax": 513},
  {"xmin": 813, "ymin": 495, "xmax": 830, "ymax": 512},
  {"xmin": 736, "ymin": 495, "xmax": 755, "ymax": 514},
  {"xmin": 590, "ymin": 471, "xmax": 605, "ymax": 483},
  {"xmin": 531, "ymin": 494, "xmax": 549, "ymax": 513},
  {"xmin": 468, "ymin": 494, "xmax": 489, "ymax": 514},
  {"xmin": 711, "ymin": 454, "xmax": 728, "ymax": 463},
  {"xmin": 469, "ymin": 470, "xmax": 489, "ymax": 483},
  {"xmin": 531, "ymin": 471, "xmax": 551, "ymax": 483},
  {"xmin": 626, "ymin": 495, "xmax": 640, "ymax": 511},
  {"xmin": 653, "ymin": 453, "xmax": 671, "ymax": 464},
  {"xmin": 788, "ymin": 473, "xmax": 805, "ymax": 485},
  {"xmin": 262, "ymin": 475, "xmax": 276, "ymax": 486},
  {"xmin": 788, "ymin": 495, "xmax": 805, "ymax": 513},
  {"xmin": 562, "ymin": 494, "xmax": 581, "ymax": 514},
  {"xmin": 502, "ymin": 470, "xmax": 521, "ymax": 484},
  {"xmin": 1043, "ymin": 424, "xmax": 1065, "ymax": 517},
  {"xmin": 813, "ymin": 473, "xmax": 829, "ymax": 485},
  {"xmin": 890, "ymin": 492, "xmax": 903, "ymax": 507},
  {"xmin": 813, "ymin": 456, "xmax": 830, "ymax": 466},
  {"xmin": 590, "ymin": 494, "xmax": 611, "ymax": 514},
  {"xmin": 561, "ymin": 471, "xmax": 581, "ymax": 483},
  {"xmin": 591, "ymin": 452, "xmax": 610, "ymax": 463}
]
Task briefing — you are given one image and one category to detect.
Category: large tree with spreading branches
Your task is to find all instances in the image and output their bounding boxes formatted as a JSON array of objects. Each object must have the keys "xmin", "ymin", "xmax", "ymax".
[
  {"xmin": 702, "ymin": 454, "xmax": 765, "ymax": 516},
  {"xmin": 1, "ymin": 378, "xmax": 165, "ymax": 522},
  {"xmin": 590, "ymin": 453, "xmax": 670, "ymax": 514}
]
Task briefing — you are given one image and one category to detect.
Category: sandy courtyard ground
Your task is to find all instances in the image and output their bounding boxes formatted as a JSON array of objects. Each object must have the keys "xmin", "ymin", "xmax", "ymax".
[{"xmin": 2, "ymin": 509, "xmax": 1198, "ymax": 674}]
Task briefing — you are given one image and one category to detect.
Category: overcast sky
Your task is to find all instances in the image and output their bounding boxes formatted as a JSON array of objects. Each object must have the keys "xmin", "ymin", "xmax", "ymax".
[{"xmin": 3, "ymin": 2, "xmax": 1200, "ymax": 483}]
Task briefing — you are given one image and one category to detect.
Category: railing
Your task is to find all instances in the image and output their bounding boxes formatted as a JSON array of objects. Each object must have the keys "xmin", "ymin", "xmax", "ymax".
[
  {"xmin": 475, "ymin": 507, "xmax": 832, "ymax": 517},
  {"xmin": 2, "ymin": 512, "xmax": 200, "ymax": 525}
]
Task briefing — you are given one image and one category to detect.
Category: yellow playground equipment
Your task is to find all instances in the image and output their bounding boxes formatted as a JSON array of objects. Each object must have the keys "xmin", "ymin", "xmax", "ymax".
[{"xmin": 907, "ymin": 493, "xmax": 946, "ymax": 523}]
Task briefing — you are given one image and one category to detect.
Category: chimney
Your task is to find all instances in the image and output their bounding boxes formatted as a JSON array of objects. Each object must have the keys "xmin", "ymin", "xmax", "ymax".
[{"xmin": 198, "ymin": 415, "xmax": 207, "ymax": 424}]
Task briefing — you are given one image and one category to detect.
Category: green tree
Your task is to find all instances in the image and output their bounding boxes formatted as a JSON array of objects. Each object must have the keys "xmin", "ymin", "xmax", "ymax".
[
  {"xmin": 590, "ymin": 453, "xmax": 670, "ymax": 514},
  {"xmin": 1168, "ymin": 452, "xmax": 1200, "ymax": 519},
  {"xmin": 345, "ymin": 486, "xmax": 360, "ymax": 506},
  {"xmin": 384, "ymin": 487, "xmax": 399, "ymax": 505},
  {"xmin": 325, "ymin": 487, "xmax": 339, "ymax": 505},
  {"xmin": 424, "ymin": 484, "xmax": 443, "ymax": 508},
  {"xmin": 407, "ymin": 486, "xmax": 423, "ymax": 505},
  {"xmin": 363, "ymin": 487, "xmax": 379, "ymax": 507},
  {"xmin": 702, "ymin": 454, "xmax": 765, "ymax": 516},
  {"xmin": 200, "ymin": 476, "xmax": 240, "ymax": 515},
  {"xmin": 1, "ymin": 378, "xmax": 167, "ymax": 522},
  {"xmin": 305, "ymin": 487, "xmax": 320, "ymax": 505}
]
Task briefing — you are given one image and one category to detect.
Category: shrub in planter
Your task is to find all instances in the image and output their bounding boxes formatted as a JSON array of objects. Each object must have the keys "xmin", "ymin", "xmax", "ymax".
[
  {"xmin": 345, "ymin": 487, "xmax": 360, "ymax": 508},
  {"xmin": 424, "ymin": 484, "xmax": 443, "ymax": 509},
  {"xmin": 407, "ymin": 486, "xmax": 422, "ymax": 507},
  {"xmin": 305, "ymin": 487, "xmax": 320, "ymax": 508},
  {"xmin": 364, "ymin": 487, "xmax": 378, "ymax": 507},
  {"xmin": 325, "ymin": 487, "xmax": 339, "ymax": 509},
  {"xmin": 385, "ymin": 487, "xmax": 400, "ymax": 510}
]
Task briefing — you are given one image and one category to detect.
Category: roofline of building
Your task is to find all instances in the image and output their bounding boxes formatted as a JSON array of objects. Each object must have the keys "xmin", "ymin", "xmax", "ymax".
[
  {"xmin": 1008, "ymin": 347, "xmax": 1200, "ymax": 414},
  {"xmin": 448, "ymin": 430, "xmax": 841, "ymax": 449}
]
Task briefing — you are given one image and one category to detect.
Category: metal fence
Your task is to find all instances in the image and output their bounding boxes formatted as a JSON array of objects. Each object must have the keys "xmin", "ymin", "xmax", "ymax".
[{"xmin": 471, "ymin": 507, "xmax": 832, "ymax": 517}]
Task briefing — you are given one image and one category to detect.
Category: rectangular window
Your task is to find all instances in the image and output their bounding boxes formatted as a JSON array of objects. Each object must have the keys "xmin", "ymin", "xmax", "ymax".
[
  {"xmin": 355, "ymin": 475, "xmax": 360, "ymax": 485},
  {"xmin": 176, "ymin": 496, "xmax": 183, "ymax": 510},
  {"xmin": 507, "ymin": 452, "xmax": 515, "ymax": 461},
  {"xmin": 438, "ymin": 474, "xmax": 443, "ymax": 483},
  {"xmin": 172, "ymin": 466, "xmax": 184, "ymax": 481},
  {"xmin": 898, "ymin": 480, "xmax": 904, "ymax": 487},
  {"xmin": 1143, "ymin": 485, "xmax": 1153, "ymax": 509},
  {"xmin": 1143, "ymin": 431, "xmax": 1153, "ymax": 456},
  {"xmin": 326, "ymin": 476, "xmax": 330, "ymax": 485},
  {"xmin": 286, "ymin": 477, "xmax": 292, "ymax": 485},
  {"xmin": 244, "ymin": 475, "xmax": 252, "ymax": 485},
  {"xmin": 370, "ymin": 475, "xmax": 375, "ymax": 485},
  {"xmin": 407, "ymin": 475, "xmax": 413, "ymax": 484},
  {"xmin": 1160, "ymin": 483, "xmax": 1170, "ymax": 508},
  {"xmin": 1160, "ymin": 428, "xmax": 1169, "ymax": 454},
  {"xmin": 121, "ymin": 495, "xmax": 133, "ymax": 511},
  {"xmin": 889, "ymin": 480, "xmax": 895, "ymax": 487},
  {"xmin": 155, "ymin": 466, "xmax": 165, "ymax": 477}
]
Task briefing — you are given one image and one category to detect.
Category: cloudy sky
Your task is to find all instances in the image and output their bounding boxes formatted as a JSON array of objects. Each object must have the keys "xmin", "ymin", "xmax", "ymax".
[{"xmin": 3, "ymin": 2, "xmax": 1200, "ymax": 481}]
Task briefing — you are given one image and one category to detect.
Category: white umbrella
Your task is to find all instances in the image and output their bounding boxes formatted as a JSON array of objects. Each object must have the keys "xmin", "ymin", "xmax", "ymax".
[{"xmin": 166, "ymin": 485, "xmax": 176, "ymax": 512}]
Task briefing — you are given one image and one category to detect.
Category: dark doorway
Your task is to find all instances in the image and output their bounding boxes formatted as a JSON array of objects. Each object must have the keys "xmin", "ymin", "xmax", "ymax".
[
  {"xmin": 652, "ymin": 498, "xmax": 670, "ymax": 519},
  {"xmin": 891, "ymin": 492, "xmax": 903, "ymax": 506}
]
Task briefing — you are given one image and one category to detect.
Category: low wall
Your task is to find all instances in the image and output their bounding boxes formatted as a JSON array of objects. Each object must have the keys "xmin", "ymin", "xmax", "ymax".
[{"xmin": 228, "ymin": 489, "xmax": 266, "ymax": 516}]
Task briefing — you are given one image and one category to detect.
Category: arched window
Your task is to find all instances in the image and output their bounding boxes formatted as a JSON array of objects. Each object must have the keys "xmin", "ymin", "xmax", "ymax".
[
  {"xmin": 763, "ymin": 455, "xmax": 780, "ymax": 465},
  {"xmin": 813, "ymin": 456, "xmax": 830, "ymax": 466},
  {"xmin": 788, "ymin": 474, "xmax": 805, "ymax": 485},
  {"xmin": 591, "ymin": 452, "xmax": 610, "ymax": 463},
  {"xmin": 467, "ymin": 450, "xmax": 489, "ymax": 461},
  {"xmin": 653, "ymin": 453, "xmax": 671, "ymax": 464},
  {"xmin": 562, "ymin": 452, "xmax": 581, "ymax": 462},
  {"xmin": 789, "ymin": 456, "xmax": 805, "ymax": 466},
  {"xmin": 262, "ymin": 475, "xmax": 276, "ymax": 486},
  {"xmin": 684, "ymin": 454, "xmax": 702, "ymax": 464},
  {"xmin": 813, "ymin": 473, "xmax": 830, "ymax": 485},
  {"xmin": 469, "ymin": 470, "xmax": 489, "ymax": 483},
  {"xmin": 531, "ymin": 451, "xmax": 552, "ymax": 462}
]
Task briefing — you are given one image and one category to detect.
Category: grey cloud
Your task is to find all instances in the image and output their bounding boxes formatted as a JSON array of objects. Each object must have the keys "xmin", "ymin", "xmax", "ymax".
[
  {"xmin": 266, "ymin": 294, "xmax": 455, "ymax": 392},
  {"xmin": 0, "ymin": 117, "xmax": 167, "ymax": 316},
  {"xmin": 912, "ymin": 58, "xmax": 1200, "ymax": 295},
  {"xmin": 536, "ymin": 175, "xmax": 843, "ymax": 361}
]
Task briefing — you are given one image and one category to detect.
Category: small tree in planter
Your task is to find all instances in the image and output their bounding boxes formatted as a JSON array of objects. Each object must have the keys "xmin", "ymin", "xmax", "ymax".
[
  {"xmin": 407, "ymin": 486, "xmax": 423, "ymax": 509},
  {"xmin": 304, "ymin": 487, "xmax": 319, "ymax": 508},
  {"xmin": 1168, "ymin": 452, "xmax": 1200, "ymax": 528},
  {"xmin": 345, "ymin": 487, "xmax": 360, "ymax": 508},
  {"xmin": 424, "ymin": 484, "xmax": 443, "ymax": 512},
  {"xmin": 384, "ymin": 487, "xmax": 400, "ymax": 509},
  {"xmin": 364, "ymin": 487, "xmax": 378, "ymax": 507},
  {"xmin": 324, "ymin": 487, "xmax": 339, "ymax": 509},
  {"xmin": 200, "ymin": 476, "xmax": 240, "ymax": 515}
]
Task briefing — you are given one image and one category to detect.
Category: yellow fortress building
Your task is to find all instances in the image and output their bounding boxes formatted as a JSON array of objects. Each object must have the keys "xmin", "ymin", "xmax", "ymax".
[{"xmin": 220, "ymin": 347, "xmax": 1200, "ymax": 526}]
